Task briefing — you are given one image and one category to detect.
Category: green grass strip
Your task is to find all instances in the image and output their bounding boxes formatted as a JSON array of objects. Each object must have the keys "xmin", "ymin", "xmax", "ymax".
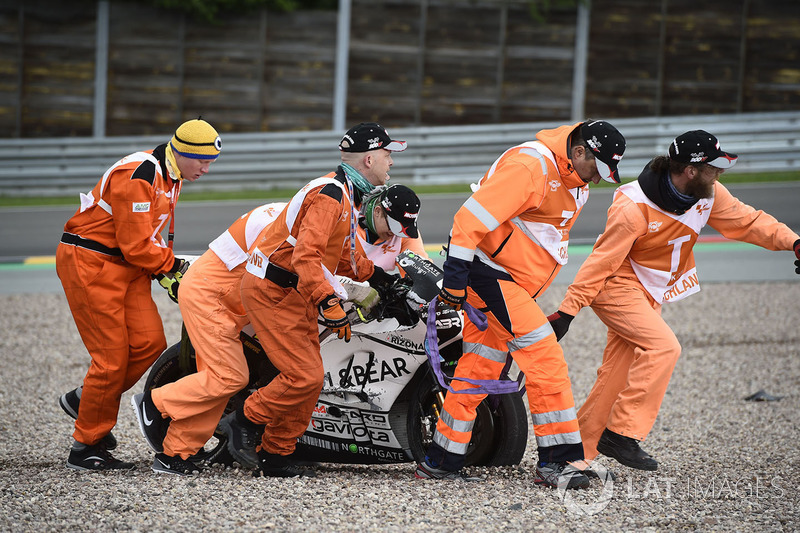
[
  {"xmin": 0, "ymin": 241, "xmax": 762, "ymax": 271},
  {"xmin": 1, "ymin": 172, "xmax": 797, "ymax": 207}
]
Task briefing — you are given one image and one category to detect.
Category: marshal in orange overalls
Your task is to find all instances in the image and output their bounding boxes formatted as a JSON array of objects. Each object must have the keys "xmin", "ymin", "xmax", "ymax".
[
  {"xmin": 151, "ymin": 203, "xmax": 285, "ymax": 459},
  {"xmin": 428, "ymin": 122, "xmax": 617, "ymax": 470},
  {"xmin": 57, "ymin": 145, "xmax": 182, "ymax": 447},
  {"xmin": 240, "ymin": 168, "xmax": 375, "ymax": 456},
  {"xmin": 559, "ymin": 172, "xmax": 800, "ymax": 462}
]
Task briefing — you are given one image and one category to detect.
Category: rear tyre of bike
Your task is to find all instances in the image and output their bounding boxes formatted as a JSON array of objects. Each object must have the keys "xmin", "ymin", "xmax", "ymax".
[
  {"xmin": 143, "ymin": 342, "xmax": 237, "ymax": 467},
  {"xmin": 405, "ymin": 374, "xmax": 528, "ymax": 467}
]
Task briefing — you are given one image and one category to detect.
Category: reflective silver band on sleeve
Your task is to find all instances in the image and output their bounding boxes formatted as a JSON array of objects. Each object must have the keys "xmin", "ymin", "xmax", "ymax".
[
  {"xmin": 447, "ymin": 243, "xmax": 475, "ymax": 262},
  {"xmin": 97, "ymin": 199, "xmax": 113, "ymax": 215},
  {"xmin": 463, "ymin": 196, "xmax": 500, "ymax": 232}
]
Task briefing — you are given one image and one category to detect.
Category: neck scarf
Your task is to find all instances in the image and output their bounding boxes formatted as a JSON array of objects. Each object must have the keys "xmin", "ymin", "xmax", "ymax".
[
  {"xmin": 663, "ymin": 171, "xmax": 698, "ymax": 214},
  {"xmin": 340, "ymin": 163, "xmax": 374, "ymax": 198},
  {"xmin": 165, "ymin": 144, "xmax": 183, "ymax": 182},
  {"xmin": 638, "ymin": 163, "xmax": 699, "ymax": 215},
  {"xmin": 162, "ymin": 144, "xmax": 182, "ymax": 248}
]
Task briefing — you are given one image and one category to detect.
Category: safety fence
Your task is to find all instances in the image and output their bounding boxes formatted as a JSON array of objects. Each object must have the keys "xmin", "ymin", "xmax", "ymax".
[{"xmin": 0, "ymin": 111, "xmax": 798, "ymax": 197}]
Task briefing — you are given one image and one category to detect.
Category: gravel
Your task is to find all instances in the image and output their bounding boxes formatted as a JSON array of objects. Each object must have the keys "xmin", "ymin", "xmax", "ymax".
[{"xmin": 1, "ymin": 282, "xmax": 798, "ymax": 532}]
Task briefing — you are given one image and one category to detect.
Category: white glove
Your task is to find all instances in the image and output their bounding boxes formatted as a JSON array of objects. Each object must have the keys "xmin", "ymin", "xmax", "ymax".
[{"xmin": 337, "ymin": 277, "xmax": 380, "ymax": 312}]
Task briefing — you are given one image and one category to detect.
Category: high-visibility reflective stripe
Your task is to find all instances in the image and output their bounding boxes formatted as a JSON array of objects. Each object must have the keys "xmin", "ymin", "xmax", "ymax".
[
  {"xmin": 507, "ymin": 322, "xmax": 553, "ymax": 352},
  {"xmin": 536, "ymin": 430, "xmax": 582, "ymax": 447},
  {"xmin": 80, "ymin": 151, "xmax": 159, "ymax": 215},
  {"xmin": 473, "ymin": 248, "xmax": 510, "ymax": 275},
  {"xmin": 531, "ymin": 407, "xmax": 577, "ymax": 427},
  {"xmin": 510, "ymin": 216, "xmax": 545, "ymax": 248},
  {"xmin": 447, "ymin": 243, "xmax": 475, "ymax": 262},
  {"xmin": 483, "ymin": 141, "xmax": 555, "ymax": 182},
  {"xmin": 509, "ymin": 216, "xmax": 569, "ymax": 266},
  {"xmin": 463, "ymin": 341, "xmax": 508, "ymax": 363},
  {"xmin": 433, "ymin": 432, "xmax": 469, "ymax": 455},
  {"xmin": 439, "ymin": 409, "xmax": 475, "ymax": 434},
  {"xmin": 518, "ymin": 147, "xmax": 550, "ymax": 174},
  {"xmin": 463, "ymin": 196, "xmax": 500, "ymax": 232}
]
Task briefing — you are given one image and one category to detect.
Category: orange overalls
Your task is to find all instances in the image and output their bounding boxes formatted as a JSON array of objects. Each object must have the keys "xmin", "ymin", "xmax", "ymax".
[
  {"xmin": 240, "ymin": 169, "xmax": 375, "ymax": 456},
  {"xmin": 430, "ymin": 123, "xmax": 592, "ymax": 468},
  {"xmin": 559, "ymin": 180, "xmax": 800, "ymax": 460},
  {"xmin": 151, "ymin": 203, "xmax": 286, "ymax": 459},
  {"xmin": 56, "ymin": 145, "xmax": 179, "ymax": 446}
]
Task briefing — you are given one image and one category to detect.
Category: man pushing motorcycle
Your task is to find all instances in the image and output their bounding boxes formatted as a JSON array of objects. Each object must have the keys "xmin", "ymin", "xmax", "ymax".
[
  {"xmin": 133, "ymin": 123, "xmax": 423, "ymax": 476},
  {"xmin": 220, "ymin": 123, "xmax": 422, "ymax": 478},
  {"xmin": 416, "ymin": 119, "xmax": 626, "ymax": 489},
  {"xmin": 131, "ymin": 202, "xmax": 287, "ymax": 474}
]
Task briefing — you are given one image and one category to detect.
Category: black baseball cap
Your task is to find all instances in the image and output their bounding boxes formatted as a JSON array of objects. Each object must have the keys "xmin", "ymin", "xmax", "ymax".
[
  {"xmin": 669, "ymin": 130, "xmax": 738, "ymax": 169},
  {"xmin": 581, "ymin": 120, "xmax": 626, "ymax": 183},
  {"xmin": 380, "ymin": 184, "xmax": 420, "ymax": 238},
  {"xmin": 339, "ymin": 122, "xmax": 407, "ymax": 153}
]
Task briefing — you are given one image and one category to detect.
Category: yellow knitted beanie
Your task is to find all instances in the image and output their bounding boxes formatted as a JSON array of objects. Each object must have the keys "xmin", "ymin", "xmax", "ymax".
[{"xmin": 169, "ymin": 119, "xmax": 221, "ymax": 160}]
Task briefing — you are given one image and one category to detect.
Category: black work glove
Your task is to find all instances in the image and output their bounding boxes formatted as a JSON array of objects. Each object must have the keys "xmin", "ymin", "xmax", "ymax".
[
  {"xmin": 793, "ymin": 239, "xmax": 800, "ymax": 275},
  {"xmin": 367, "ymin": 266, "xmax": 402, "ymax": 294},
  {"xmin": 438, "ymin": 286, "xmax": 466, "ymax": 311},
  {"xmin": 547, "ymin": 310, "xmax": 574, "ymax": 342}
]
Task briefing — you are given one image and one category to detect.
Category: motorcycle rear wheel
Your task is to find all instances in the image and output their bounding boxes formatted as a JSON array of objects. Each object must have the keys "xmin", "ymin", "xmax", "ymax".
[{"xmin": 405, "ymin": 373, "xmax": 528, "ymax": 467}]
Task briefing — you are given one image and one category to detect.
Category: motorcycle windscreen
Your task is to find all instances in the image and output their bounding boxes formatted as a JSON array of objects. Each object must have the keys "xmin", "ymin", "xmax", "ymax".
[{"xmin": 395, "ymin": 250, "xmax": 443, "ymax": 302}]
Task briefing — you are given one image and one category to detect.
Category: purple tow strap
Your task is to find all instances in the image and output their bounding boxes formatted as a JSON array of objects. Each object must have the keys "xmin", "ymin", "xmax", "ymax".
[{"xmin": 424, "ymin": 299, "xmax": 522, "ymax": 395}]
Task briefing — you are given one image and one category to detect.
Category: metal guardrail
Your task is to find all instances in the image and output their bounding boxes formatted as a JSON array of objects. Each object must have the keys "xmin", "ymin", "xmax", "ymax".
[{"xmin": 1, "ymin": 111, "xmax": 798, "ymax": 197}]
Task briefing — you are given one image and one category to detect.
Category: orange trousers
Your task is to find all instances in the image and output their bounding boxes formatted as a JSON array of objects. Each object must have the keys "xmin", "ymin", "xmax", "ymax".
[
  {"xmin": 56, "ymin": 244, "xmax": 166, "ymax": 446},
  {"xmin": 152, "ymin": 251, "xmax": 250, "ymax": 459},
  {"xmin": 577, "ymin": 277, "xmax": 682, "ymax": 461},
  {"xmin": 240, "ymin": 272, "xmax": 324, "ymax": 456},
  {"xmin": 434, "ymin": 278, "xmax": 582, "ymax": 465}
]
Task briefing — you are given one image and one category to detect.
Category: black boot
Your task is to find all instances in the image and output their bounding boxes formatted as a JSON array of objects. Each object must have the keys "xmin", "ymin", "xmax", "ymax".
[
  {"xmin": 596, "ymin": 428, "xmax": 658, "ymax": 471},
  {"xmin": 219, "ymin": 406, "xmax": 264, "ymax": 470},
  {"xmin": 254, "ymin": 450, "xmax": 315, "ymax": 478}
]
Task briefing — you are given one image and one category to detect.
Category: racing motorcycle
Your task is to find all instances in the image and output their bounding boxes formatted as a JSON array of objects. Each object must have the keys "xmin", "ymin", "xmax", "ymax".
[{"xmin": 143, "ymin": 251, "xmax": 528, "ymax": 467}]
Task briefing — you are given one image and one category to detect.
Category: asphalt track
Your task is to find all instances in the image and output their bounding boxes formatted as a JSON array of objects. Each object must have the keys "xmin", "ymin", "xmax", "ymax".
[{"xmin": 1, "ymin": 182, "xmax": 798, "ymax": 294}]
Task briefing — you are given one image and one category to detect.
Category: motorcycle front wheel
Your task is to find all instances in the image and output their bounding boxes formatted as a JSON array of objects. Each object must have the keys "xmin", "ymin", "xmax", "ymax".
[{"xmin": 405, "ymin": 372, "xmax": 528, "ymax": 467}]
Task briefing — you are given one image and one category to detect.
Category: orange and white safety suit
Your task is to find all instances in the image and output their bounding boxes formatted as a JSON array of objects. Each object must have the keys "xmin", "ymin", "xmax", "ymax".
[
  {"xmin": 56, "ymin": 144, "xmax": 181, "ymax": 446},
  {"xmin": 150, "ymin": 203, "xmax": 285, "ymax": 459},
  {"xmin": 429, "ymin": 123, "xmax": 592, "ymax": 469},
  {"xmin": 559, "ymin": 168, "xmax": 800, "ymax": 461},
  {"xmin": 240, "ymin": 167, "xmax": 375, "ymax": 456}
]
